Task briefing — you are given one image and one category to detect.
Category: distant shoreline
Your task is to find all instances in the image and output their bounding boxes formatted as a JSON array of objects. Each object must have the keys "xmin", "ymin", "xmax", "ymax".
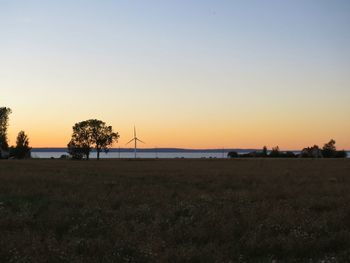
[{"xmin": 32, "ymin": 148, "xmax": 302, "ymax": 153}]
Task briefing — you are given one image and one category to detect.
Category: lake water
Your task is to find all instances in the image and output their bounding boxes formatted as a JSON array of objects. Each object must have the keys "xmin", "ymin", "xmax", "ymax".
[
  {"xmin": 31, "ymin": 151, "xmax": 231, "ymax": 159},
  {"xmin": 31, "ymin": 151, "xmax": 350, "ymax": 159}
]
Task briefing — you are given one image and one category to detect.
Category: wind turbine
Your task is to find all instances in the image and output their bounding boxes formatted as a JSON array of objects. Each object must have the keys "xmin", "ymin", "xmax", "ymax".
[{"xmin": 126, "ymin": 126, "xmax": 145, "ymax": 158}]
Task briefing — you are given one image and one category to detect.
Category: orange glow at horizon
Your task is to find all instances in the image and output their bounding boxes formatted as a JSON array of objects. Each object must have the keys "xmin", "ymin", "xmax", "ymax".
[{"xmin": 7, "ymin": 116, "xmax": 350, "ymax": 150}]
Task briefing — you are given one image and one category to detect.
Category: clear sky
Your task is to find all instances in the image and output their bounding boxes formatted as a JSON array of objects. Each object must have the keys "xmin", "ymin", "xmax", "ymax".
[{"xmin": 1, "ymin": 0, "xmax": 349, "ymax": 149}]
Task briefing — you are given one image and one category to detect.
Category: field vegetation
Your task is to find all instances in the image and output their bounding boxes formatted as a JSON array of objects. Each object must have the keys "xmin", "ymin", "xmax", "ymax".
[{"xmin": 0, "ymin": 159, "xmax": 350, "ymax": 262}]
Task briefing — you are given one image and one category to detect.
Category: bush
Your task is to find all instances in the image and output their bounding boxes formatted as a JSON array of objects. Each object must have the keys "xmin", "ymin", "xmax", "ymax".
[
  {"xmin": 335, "ymin": 150, "xmax": 347, "ymax": 158},
  {"xmin": 67, "ymin": 144, "xmax": 84, "ymax": 160},
  {"xmin": 269, "ymin": 146, "xmax": 281, "ymax": 158},
  {"xmin": 284, "ymin": 151, "xmax": 296, "ymax": 158},
  {"xmin": 300, "ymin": 145, "xmax": 323, "ymax": 158},
  {"xmin": 227, "ymin": 151, "xmax": 239, "ymax": 158}
]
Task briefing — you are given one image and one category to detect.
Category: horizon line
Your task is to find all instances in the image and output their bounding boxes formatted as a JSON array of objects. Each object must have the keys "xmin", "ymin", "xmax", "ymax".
[{"xmin": 30, "ymin": 147, "xmax": 350, "ymax": 152}]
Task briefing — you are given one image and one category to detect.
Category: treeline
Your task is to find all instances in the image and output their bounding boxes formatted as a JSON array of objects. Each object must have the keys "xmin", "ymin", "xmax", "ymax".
[
  {"xmin": 0, "ymin": 107, "xmax": 31, "ymax": 159},
  {"xmin": 228, "ymin": 140, "xmax": 348, "ymax": 158},
  {"xmin": 0, "ymin": 107, "xmax": 119, "ymax": 160},
  {"xmin": 1, "ymin": 106, "xmax": 348, "ymax": 160}
]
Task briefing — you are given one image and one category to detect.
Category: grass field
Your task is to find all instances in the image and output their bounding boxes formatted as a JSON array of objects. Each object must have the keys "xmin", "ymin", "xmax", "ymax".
[{"xmin": 0, "ymin": 159, "xmax": 350, "ymax": 262}]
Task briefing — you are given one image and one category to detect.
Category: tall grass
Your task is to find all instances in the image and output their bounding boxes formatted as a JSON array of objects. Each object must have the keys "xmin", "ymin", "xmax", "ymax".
[{"xmin": 0, "ymin": 159, "xmax": 349, "ymax": 262}]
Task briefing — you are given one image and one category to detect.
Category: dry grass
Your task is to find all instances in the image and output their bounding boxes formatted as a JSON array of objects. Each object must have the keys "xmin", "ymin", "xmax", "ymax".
[{"xmin": 0, "ymin": 159, "xmax": 350, "ymax": 262}]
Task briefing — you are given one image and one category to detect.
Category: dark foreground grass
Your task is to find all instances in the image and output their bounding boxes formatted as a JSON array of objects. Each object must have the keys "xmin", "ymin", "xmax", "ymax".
[{"xmin": 0, "ymin": 159, "xmax": 350, "ymax": 262}]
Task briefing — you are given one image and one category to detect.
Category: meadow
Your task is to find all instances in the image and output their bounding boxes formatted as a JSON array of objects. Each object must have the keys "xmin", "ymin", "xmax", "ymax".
[{"xmin": 0, "ymin": 159, "xmax": 350, "ymax": 262}]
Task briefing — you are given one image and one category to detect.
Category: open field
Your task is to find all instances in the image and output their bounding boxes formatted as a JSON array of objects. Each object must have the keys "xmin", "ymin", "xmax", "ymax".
[{"xmin": 0, "ymin": 159, "xmax": 350, "ymax": 262}]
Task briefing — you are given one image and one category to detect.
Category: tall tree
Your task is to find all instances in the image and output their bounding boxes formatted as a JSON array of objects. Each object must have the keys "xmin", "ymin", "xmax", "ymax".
[
  {"xmin": 262, "ymin": 146, "xmax": 268, "ymax": 157},
  {"xmin": 68, "ymin": 119, "xmax": 119, "ymax": 160},
  {"xmin": 13, "ymin": 131, "xmax": 32, "ymax": 159},
  {"xmin": 0, "ymin": 107, "xmax": 12, "ymax": 152},
  {"xmin": 68, "ymin": 120, "xmax": 94, "ymax": 160},
  {"xmin": 322, "ymin": 139, "xmax": 337, "ymax": 158}
]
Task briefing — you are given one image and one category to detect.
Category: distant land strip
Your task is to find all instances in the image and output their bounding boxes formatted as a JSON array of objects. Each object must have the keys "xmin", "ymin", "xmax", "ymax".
[{"xmin": 32, "ymin": 148, "xmax": 303, "ymax": 153}]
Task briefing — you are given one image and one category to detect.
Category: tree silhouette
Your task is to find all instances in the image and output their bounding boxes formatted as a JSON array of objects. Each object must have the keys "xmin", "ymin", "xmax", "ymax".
[
  {"xmin": 12, "ymin": 131, "xmax": 32, "ymax": 159},
  {"xmin": 0, "ymin": 107, "xmax": 12, "ymax": 153},
  {"xmin": 67, "ymin": 140, "xmax": 86, "ymax": 160},
  {"xmin": 322, "ymin": 139, "xmax": 337, "ymax": 158},
  {"xmin": 269, "ymin": 146, "xmax": 280, "ymax": 157},
  {"xmin": 68, "ymin": 119, "xmax": 119, "ymax": 160},
  {"xmin": 262, "ymin": 146, "xmax": 268, "ymax": 157},
  {"xmin": 300, "ymin": 145, "xmax": 322, "ymax": 158}
]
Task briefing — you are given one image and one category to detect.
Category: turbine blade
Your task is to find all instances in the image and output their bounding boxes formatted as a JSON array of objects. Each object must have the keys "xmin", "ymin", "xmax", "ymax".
[
  {"xmin": 126, "ymin": 138, "xmax": 135, "ymax": 145},
  {"xmin": 136, "ymin": 138, "xmax": 145, "ymax": 144}
]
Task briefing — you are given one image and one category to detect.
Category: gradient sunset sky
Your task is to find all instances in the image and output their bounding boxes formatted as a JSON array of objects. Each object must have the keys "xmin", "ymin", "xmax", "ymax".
[{"xmin": 1, "ymin": 0, "xmax": 349, "ymax": 149}]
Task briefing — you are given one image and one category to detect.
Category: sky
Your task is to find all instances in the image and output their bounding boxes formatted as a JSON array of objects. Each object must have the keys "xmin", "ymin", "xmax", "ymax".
[{"xmin": 1, "ymin": 0, "xmax": 349, "ymax": 150}]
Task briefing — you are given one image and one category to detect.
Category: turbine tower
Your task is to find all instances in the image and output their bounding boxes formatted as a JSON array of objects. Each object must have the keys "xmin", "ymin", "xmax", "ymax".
[{"xmin": 126, "ymin": 126, "xmax": 145, "ymax": 158}]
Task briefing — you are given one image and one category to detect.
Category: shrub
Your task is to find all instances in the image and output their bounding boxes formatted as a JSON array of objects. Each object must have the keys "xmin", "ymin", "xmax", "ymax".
[
  {"xmin": 300, "ymin": 145, "xmax": 323, "ymax": 158},
  {"xmin": 284, "ymin": 151, "xmax": 296, "ymax": 158},
  {"xmin": 67, "ymin": 142, "xmax": 85, "ymax": 160},
  {"xmin": 227, "ymin": 151, "xmax": 239, "ymax": 158},
  {"xmin": 269, "ymin": 146, "xmax": 280, "ymax": 158},
  {"xmin": 335, "ymin": 150, "xmax": 347, "ymax": 158}
]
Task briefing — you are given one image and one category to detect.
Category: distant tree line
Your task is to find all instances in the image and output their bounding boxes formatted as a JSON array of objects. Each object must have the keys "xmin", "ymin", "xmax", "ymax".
[
  {"xmin": 1, "ymin": 105, "xmax": 348, "ymax": 160},
  {"xmin": 0, "ymin": 106, "xmax": 120, "ymax": 160},
  {"xmin": 228, "ymin": 140, "xmax": 348, "ymax": 159},
  {"xmin": 0, "ymin": 107, "xmax": 31, "ymax": 159},
  {"xmin": 0, "ymin": 106, "xmax": 119, "ymax": 160}
]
